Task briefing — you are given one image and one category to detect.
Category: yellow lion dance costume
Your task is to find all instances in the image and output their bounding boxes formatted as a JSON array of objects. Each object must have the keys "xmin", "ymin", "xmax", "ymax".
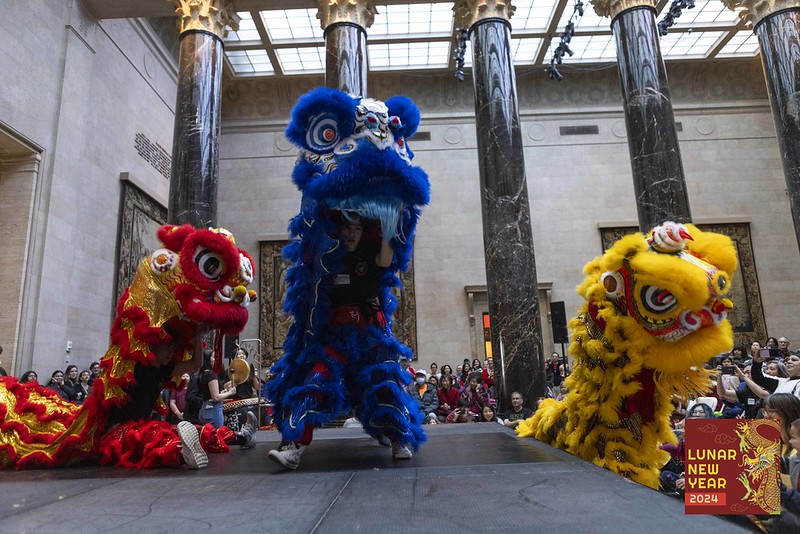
[{"xmin": 517, "ymin": 222, "xmax": 737, "ymax": 489}]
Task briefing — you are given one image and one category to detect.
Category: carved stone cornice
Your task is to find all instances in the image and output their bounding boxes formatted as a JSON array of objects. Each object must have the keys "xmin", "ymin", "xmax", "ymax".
[
  {"xmin": 453, "ymin": 0, "xmax": 516, "ymax": 30},
  {"xmin": 316, "ymin": 0, "xmax": 377, "ymax": 29},
  {"xmin": 173, "ymin": 0, "xmax": 240, "ymax": 38},
  {"xmin": 591, "ymin": 0, "xmax": 656, "ymax": 19},
  {"xmin": 720, "ymin": 0, "xmax": 800, "ymax": 27}
]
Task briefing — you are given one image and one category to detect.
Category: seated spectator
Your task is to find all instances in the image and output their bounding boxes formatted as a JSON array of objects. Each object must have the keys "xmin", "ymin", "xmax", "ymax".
[
  {"xmin": 168, "ymin": 372, "xmax": 191, "ymax": 424},
  {"xmin": 460, "ymin": 371, "xmax": 489, "ymax": 414},
  {"xmin": 751, "ymin": 350, "xmax": 800, "ymax": 399},
  {"xmin": 555, "ymin": 383, "xmax": 569, "ymax": 401},
  {"xmin": 406, "ymin": 370, "xmax": 439, "ymax": 424},
  {"xmin": 482, "ymin": 360, "xmax": 495, "ymax": 399},
  {"xmin": 479, "ymin": 403, "xmax": 500, "ymax": 423},
  {"xmin": 458, "ymin": 363, "xmax": 471, "ymax": 389},
  {"xmin": 718, "ymin": 365, "xmax": 764, "ymax": 419},
  {"xmin": 429, "ymin": 362, "xmax": 439, "ymax": 380},
  {"xmin": 779, "ymin": 337, "xmax": 792, "ymax": 361},
  {"xmin": 472, "ymin": 358, "xmax": 482, "ymax": 372},
  {"xmin": 19, "ymin": 371, "xmax": 39, "ymax": 384},
  {"xmin": 500, "ymin": 391, "xmax": 533, "ymax": 429},
  {"xmin": 436, "ymin": 374, "xmax": 460, "ymax": 423},
  {"xmin": 400, "ymin": 357, "xmax": 415, "ymax": 378},
  {"xmin": 428, "ymin": 375, "xmax": 439, "ymax": 388},
  {"xmin": 440, "ymin": 364, "xmax": 454, "ymax": 384},
  {"xmin": 46, "ymin": 370, "xmax": 67, "ymax": 399},
  {"xmin": 714, "ymin": 356, "xmax": 744, "ymax": 418},
  {"xmin": 779, "ymin": 417, "xmax": 800, "ymax": 517},
  {"xmin": 660, "ymin": 400, "xmax": 716, "ymax": 496},
  {"xmin": 445, "ymin": 399, "xmax": 476, "ymax": 423}
]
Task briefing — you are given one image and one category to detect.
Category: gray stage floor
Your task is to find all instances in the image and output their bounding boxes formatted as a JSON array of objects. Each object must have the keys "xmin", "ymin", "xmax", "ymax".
[{"xmin": 1, "ymin": 424, "xmax": 752, "ymax": 533}]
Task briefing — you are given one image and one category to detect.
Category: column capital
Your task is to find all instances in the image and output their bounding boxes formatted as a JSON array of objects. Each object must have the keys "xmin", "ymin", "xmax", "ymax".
[
  {"xmin": 591, "ymin": 0, "xmax": 655, "ymax": 19},
  {"xmin": 453, "ymin": 0, "xmax": 516, "ymax": 30},
  {"xmin": 720, "ymin": 0, "xmax": 800, "ymax": 27},
  {"xmin": 316, "ymin": 0, "xmax": 377, "ymax": 30},
  {"xmin": 172, "ymin": 0, "xmax": 240, "ymax": 38}
]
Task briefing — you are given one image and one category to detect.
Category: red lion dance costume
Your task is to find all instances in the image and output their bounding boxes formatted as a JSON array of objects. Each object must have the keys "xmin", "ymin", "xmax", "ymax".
[{"xmin": 0, "ymin": 224, "xmax": 256, "ymax": 469}]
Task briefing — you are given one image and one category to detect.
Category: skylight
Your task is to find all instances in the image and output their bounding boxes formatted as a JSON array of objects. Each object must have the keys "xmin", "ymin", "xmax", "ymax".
[{"xmin": 221, "ymin": 1, "xmax": 758, "ymax": 77}]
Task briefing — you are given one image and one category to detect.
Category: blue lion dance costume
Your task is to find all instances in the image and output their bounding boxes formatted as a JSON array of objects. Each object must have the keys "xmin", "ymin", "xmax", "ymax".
[{"xmin": 265, "ymin": 88, "xmax": 430, "ymax": 462}]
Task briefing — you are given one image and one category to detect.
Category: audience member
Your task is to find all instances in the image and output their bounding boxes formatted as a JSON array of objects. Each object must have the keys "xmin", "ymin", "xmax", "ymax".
[
  {"xmin": 407, "ymin": 370, "xmax": 438, "ymax": 424},
  {"xmin": 46, "ymin": 370, "xmax": 66, "ymax": 399},
  {"xmin": 168, "ymin": 372, "xmax": 191, "ymax": 424},
  {"xmin": 76, "ymin": 370, "xmax": 91, "ymax": 405},
  {"xmin": 60, "ymin": 365, "xmax": 84, "ymax": 404},
  {"xmin": 400, "ymin": 357, "xmax": 415, "ymax": 378},
  {"xmin": 436, "ymin": 374, "xmax": 460, "ymax": 423},
  {"xmin": 500, "ymin": 391, "xmax": 533, "ymax": 429},
  {"xmin": 751, "ymin": 350, "xmax": 800, "ymax": 399},
  {"xmin": 198, "ymin": 350, "xmax": 237, "ymax": 428},
  {"xmin": 458, "ymin": 363, "xmax": 471, "ymax": 389},
  {"xmin": 779, "ymin": 337, "xmax": 793, "ymax": 360},
  {"xmin": 440, "ymin": 364, "xmax": 454, "ymax": 384},
  {"xmin": 481, "ymin": 359, "xmax": 495, "ymax": 398},
  {"xmin": 659, "ymin": 400, "xmax": 715, "ymax": 496},
  {"xmin": 718, "ymin": 365, "xmax": 764, "ymax": 419},
  {"xmin": 429, "ymin": 362, "xmax": 439, "ymax": 380},
  {"xmin": 460, "ymin": 371, "xmax": 489, "ymax": 414},
  {"xmin": 19, "ymin": 371, "xmax": 38, "ymax": 384},
  {"xmin": 546, "ymin": 352, "xmax": 563, "ymax": 395},
  {"xmin": 479, "ymin": 404, "xmax": 500, "ymax": 423},
  {"xmin": 0, "ymin": 344, "xmax": 6, "ymax": 376},
  {"xmin": 445, "ymin": 398, "xmax": 476, "ymax": 423},
  {"xmin": 764, "ymin": 394, "xmax": 800, "ymax": 456},
  {"xmin": 778, "ymin": 418, "xmax": 800, "ymax": 518},
  {"xmin": 471, "ymin": 358, "xmax": 482, "ymax": 371},
  {"xmin": 87, "ymin": 361, "xmax": 101, "ymax": 387},
  {"xmin": 428, "ymin": 375, "xmax": 439, "ymax": 388}
]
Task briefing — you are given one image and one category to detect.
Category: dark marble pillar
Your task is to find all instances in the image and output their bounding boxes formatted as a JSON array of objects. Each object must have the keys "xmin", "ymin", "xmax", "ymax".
[
  {"xmin": 755, "ymin": 10, "xmax": 800, "ymax": 254},
  {"xmin": 168, "ymin": 30, "xmax": 223, "ymax": 227},
  {"xmin": 470, "ymin": 18, "xmax": 546, "ymax": 411},
  {"xmin": 324, "ymin": 22, "xmax": 368, "ymax": 95},
  {"xmin": 612, "ymin": 6, "xmax": 692, "ymax": 232}
]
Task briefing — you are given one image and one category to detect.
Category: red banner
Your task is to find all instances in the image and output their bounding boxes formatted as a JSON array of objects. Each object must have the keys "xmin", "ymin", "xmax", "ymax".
[{"xmin": 684, "ymin": 418, "xmax": 781, "ymax": 515}]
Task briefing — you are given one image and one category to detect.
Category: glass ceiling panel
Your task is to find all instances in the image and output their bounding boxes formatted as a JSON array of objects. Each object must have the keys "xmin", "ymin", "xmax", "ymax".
[
  {"xmin": 275, "ymin": 46, "xmax": 325, "ymax": 73},
  {"xmin": 512, "ymin": 38, "xmax": 544, "ymax": 64},
  {"xmin": 226, "ymin": 49, "xmax": 274, "ymax": 74},
  {"xmin": 369, "ymin": 41, "xmax": 451, "ymax": 69},
  {"xmin": 262, "ymin": 9, "xmax": 324, "ymax": 41},
  {"xmin": 560, "ymin": 34, "xmax": 617, "ymax": 62},
  {"xmin": 572, "ymin": 4, "xmax": 609, "ymax": 30},
  {"xmin": 716, "ymin": 31, "xmax": 760, "ymax": 57},
  {"xmin": 660, "ymin": 31, "xmax": 724, "ymax": 57},
  {"xmin": 510, "ymin": 0, "xmax": 559, "ymax": 32},
  {"xmin": 225, "ymin": 11, "xmax": 260, "ymax": 42},
  {"xmin": 372, "ymin": 3, "xmax": 453, "ymax": 36},
  {"xmin": 668, "ymin": 0, "xmax": 739, "ymax": 26}
]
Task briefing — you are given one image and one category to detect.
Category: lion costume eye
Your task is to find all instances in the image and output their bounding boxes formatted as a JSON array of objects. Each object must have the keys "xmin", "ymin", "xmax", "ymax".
[
  {"xmin": 639, "ymin": 285, "xmax": 677, "ymax": 315},
  {"xmin": 306, "ymin": 113, "xmax": 340, "ymax": 153},
  {"xmin": 193, "ymin": 248, "xmax": 225, "ymax": 282}
]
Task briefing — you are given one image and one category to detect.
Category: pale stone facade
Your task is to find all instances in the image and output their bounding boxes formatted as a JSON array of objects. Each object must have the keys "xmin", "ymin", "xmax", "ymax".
[{"xmin": 1, "ymin": 1, "xmax": 798, "ymax": 379}]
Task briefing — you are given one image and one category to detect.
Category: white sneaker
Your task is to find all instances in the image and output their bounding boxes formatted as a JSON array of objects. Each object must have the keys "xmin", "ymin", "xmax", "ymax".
[
  {"xmin": 268, "ymin": 443, "xmax": 305, "ymax": 470},
  {"xmin": 177, "ymin": 421, "xmax": 208, "ymax": 469},
  {"xmin": 391, "ymin": 442, "xmax": 413, "ymax": 459},
  {"xmin": 237, "ymin": 412, "xmax": 258, "ymax": 449}
]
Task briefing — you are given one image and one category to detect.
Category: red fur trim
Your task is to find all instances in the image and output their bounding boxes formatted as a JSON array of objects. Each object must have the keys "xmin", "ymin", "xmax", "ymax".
[
  {"xmin": 174, "ymin": 284, "xmax": 249, "ymax": 334},
  {"xmin": 199, "ymin": 424, "xmax": 232, "ymax": 453},
  {"xmin": 98, "ymin": 420, "xmax": 181, "ymax": 468},
  {"xmin": 157, "ymin": 224, "xmax": 194, "ymax": 251}
]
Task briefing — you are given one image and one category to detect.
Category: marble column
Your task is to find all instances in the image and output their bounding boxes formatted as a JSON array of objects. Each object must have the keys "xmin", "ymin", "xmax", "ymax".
[
  {"xmin": 722, "ymin": 0, "xmax": 800, "ymax": 254},
  {"xmin": 593, "ymin": 0, "xmax": 692, "ymax": 232},
  {"xmin": 454, "ymin": 0, "xmax": 546, "ymax": 411},
  {"xmin": 317, "ymin": 0, "xmax": 375, "ymax": 95},
  {"xmin": 168, "ymin": 0, "xmax": 239, "ymax": 227}
]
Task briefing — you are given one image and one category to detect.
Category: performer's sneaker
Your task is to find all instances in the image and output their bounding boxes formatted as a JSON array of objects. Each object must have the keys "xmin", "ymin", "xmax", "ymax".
[
  {"xmin": 177, "ymin": 421, "xmax": 208, "ymax": 469},
  {"xmin": 391, "ymin": 442, "xmax": 413, "ymax": 459},
  {"xmin": 238, "ymin": 412, "xmax": 258, "ymax": 449},
  {"xmin": 268, "ymin": 442, "xmax": 305, "ymax": 470}
]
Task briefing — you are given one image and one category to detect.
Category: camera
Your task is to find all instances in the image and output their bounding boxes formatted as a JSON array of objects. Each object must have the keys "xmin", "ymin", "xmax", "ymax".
[{"xmin": 721, "ymin": 365, "xmax": 736, "ymax": 375}]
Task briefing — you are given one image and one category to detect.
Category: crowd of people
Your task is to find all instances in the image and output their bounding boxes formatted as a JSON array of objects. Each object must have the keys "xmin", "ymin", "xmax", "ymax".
[
  {"xmin": 658, "ymin": 336, "xmax": 800, "ymax": 530},
  {"xmin": 399, "ymin": 353, "xmax": 565, "ymax": 428}
]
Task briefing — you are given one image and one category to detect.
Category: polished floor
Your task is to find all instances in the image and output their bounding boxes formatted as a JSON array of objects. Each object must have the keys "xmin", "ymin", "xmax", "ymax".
[{"xmin": 1, "ymin": 424, "xmax": 751, "ymax": 533}]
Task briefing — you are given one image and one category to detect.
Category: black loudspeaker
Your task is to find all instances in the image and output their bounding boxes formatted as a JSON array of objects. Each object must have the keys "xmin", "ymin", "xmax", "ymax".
[
  {"xmin": 223, "ymin": 335, "xmax": 239, "ymax": 361},
  {"xmin": 550, "ymin": 301, "xmax": 569, "ymax": 344}
]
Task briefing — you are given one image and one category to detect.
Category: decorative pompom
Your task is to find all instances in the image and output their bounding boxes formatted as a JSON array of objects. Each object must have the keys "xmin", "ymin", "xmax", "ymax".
[
  {"xmin": 385, "ymin": 95, "xmax": 420, "ymax": 138},
  {"xmin": 285, "ymin": 88, "xmax": 357, "ymax": 152}
]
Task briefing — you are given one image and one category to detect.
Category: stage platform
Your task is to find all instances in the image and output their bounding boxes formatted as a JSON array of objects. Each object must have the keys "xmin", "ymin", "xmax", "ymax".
[{"xmin": 1, "ymin": 424, "xmax": 753, "ymax": 533}]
